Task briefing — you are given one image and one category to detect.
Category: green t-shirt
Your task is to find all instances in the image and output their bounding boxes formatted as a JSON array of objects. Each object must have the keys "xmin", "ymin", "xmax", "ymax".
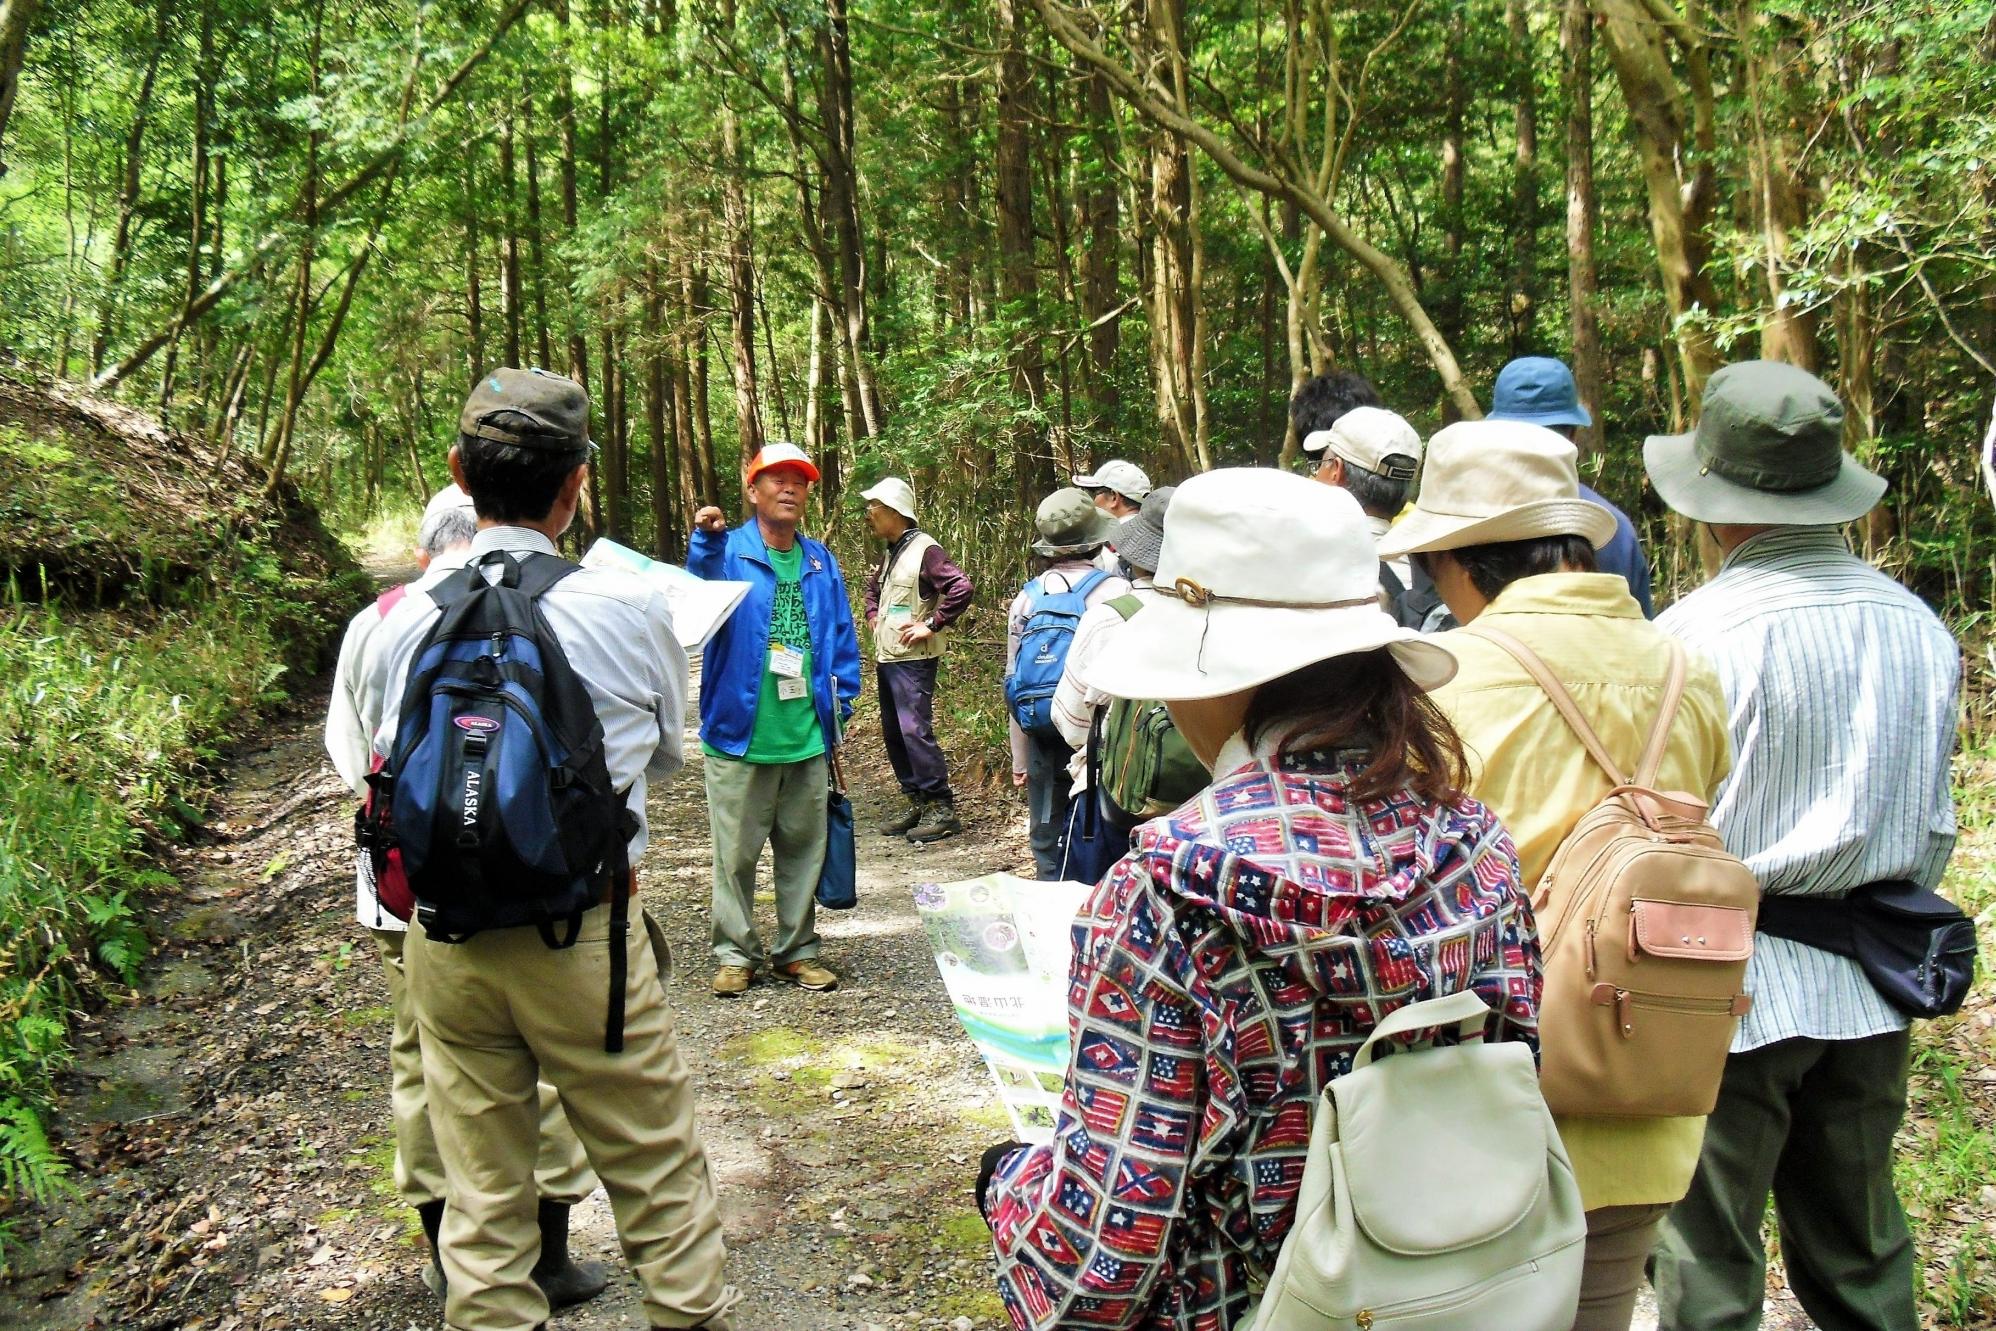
[{"xmin": 711, "ymin": 540, "xmax": 825, "ymax": 765}]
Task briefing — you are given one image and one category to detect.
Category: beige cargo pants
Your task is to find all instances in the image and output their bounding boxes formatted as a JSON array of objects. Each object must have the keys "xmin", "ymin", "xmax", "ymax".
[
  {"xmin": 408, "ymin": 905, "xmax": 738, "ymax": 1331},
  {"xmin": 369, "ymin": 927, "xmax": 593, "ymax": 1207}
]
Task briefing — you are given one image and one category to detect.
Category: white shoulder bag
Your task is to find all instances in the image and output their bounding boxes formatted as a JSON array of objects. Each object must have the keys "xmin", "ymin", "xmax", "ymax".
[{"xmin": 1246, "ymin": 989, "xmax": 1585, "ymax": 1331}]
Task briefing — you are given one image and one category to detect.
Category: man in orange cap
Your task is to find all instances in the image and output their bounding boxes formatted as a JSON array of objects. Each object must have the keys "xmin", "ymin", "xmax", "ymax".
[{"xmin": 690, "ymin": 442, "xmax": 862, "ymax": 997}]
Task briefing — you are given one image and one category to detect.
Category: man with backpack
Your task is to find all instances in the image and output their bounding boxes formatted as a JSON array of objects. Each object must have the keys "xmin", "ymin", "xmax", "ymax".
[
  {"xmin": 1645, "ymin": 363, "xmax": 1963, "ymax": 1331},
  {"xmin": 1379, "ymin": 419, "xmax": 1739, "ymax": 1331},
  {"xmin": 860, "ymin": 476, "xmax": 974, "ymax": 844},
  {"xmin": 325, "ymin": 481, "xmax": 608, "ymax": 1312},
  {"xmin": 1049, "ymin": 486, "xmax": 1204, "ymax": 882},
  {"xmin": 354, "ymin": 369, "xmax": 738, "ymax": 1331},
  {"xmin": 690, "ymin": 441, "xmax": 862, "ymax": 997},
  {"xmin": 1302, "ymin": 404, "xmax": 1439, "ymax": 629},
  {"xmin": 1006, "ymin": 488, "xmax": 1127, "ymax": 879}
]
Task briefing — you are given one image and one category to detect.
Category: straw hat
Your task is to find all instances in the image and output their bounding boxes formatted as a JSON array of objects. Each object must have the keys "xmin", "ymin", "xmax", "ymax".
[
  {"xmin": 1644, "ymin": 360, "xmax": 1883, "ymax": 525},
  {"xmin": 1084, "ymin": 469, "xmax": 1456, "ymax": 701},
  {"xmin": 1376, "ymin": 420, "xmax": 1617, "ymax": 558}
]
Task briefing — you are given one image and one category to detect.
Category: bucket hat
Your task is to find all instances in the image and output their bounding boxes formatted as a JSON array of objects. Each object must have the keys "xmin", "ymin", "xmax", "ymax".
[
  {"xmin": 460, "ymin": 367, "xmax": 591, "ymax": 449},
  {"xmin": 1377, "ymin": 420, "xmax": 1617, "ymax": 558},
  {"xmin": 1487, "ymin": 357, "xmax": 1593, "ymax": 430},
  {"xmin": 1085, "ymin": 469, "xmax": 1456, "ymax": 702},
  {"xmin": 1032, "ymin": 487, "xmax": 1121, "ymax": 557},
  {"xmin": 1301, "ymin": 406, "xmax": 1423, "ymax": 478},
  {"xmin": 1113, "ymin": 485, "xmax": 1176, "ymax": 574},
  {"xmin": 1643, "ymin": 360, "xmax": 1883, "ymax": 524},
  {"xmin": 745, "ymin": 441, "xmax": 821, "ymax": 484},
  {"xmin": 861, "ymin": 476, "xmax": 917, "ymax": 521},
  {"xmin": 1072, "ymin": 459, "xmax": 1152, "ymax": 502}
]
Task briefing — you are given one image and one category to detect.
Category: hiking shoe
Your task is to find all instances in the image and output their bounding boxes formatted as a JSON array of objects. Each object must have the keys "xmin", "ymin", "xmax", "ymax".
[
  {"xmin": 877, "ymin": 796, "xmax": 923, "ymax": 836},
  {"xmin": 711, "ymin": 964, "xmax": 754, "ymax": 997},
  {"xmin": 776, "ymin": 959, "xmax": 839, "ymax": 991},
  {"xmin": 531, "ymin": 1200, "xmax": 610, "ymax": 1311},
  {"xmin": 906, "ymin": 797, "xmax": 962, "ymax": 843}
]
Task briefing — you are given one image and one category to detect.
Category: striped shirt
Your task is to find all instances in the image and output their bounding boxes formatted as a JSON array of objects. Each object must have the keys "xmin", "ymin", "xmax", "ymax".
[{"xmin": 1657, "ymin": 526, "xmax": 1960, "ymax": 1052}]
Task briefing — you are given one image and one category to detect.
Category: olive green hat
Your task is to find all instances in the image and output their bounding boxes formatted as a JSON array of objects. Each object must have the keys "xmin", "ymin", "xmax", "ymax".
[
  {"xmin": 459, "ymin": 367, "xmax": 592, "ymax": 451},
  {"xmin": 1643, "ymin": 360, "xmax": 1884, "ymax": 525},
  {"xmin": 1032, "ymin": 487, "xmax": 1120, "ymax": 557}
]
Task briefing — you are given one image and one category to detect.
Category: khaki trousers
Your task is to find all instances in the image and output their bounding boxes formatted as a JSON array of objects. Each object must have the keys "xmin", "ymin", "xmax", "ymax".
[
  {"xmin": 408, "ymin": 908, "xmax": 737, "ymax": 1331},
  {"xmin": 704, "ymin": 751, "xmax": 827, "ymax": 969},
  {"xmin": 369, "ymin": 928, "xmax": 593, "ymax": 1207},
  {"xmin": 1571, "ymin": 1204, "xmax": 1671, "ymax": 1331}
]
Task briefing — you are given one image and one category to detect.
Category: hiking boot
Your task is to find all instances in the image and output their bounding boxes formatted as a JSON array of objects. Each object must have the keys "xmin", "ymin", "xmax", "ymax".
[
  {"xmin": 415, "ymin": 1199, "xmax": 447, "ymax": 1299},
  {"xmin": 776, "ymin": 958, "xmax": 839, "ymax": 991},
  {"xmin": 877, "ymin": 796, "xmax": 922, "ymax": 836},
  {"xmin": 906, "ymin": 797, "xmax": 962, "ymax": 844},
  {"xmin": 711, "ymin": 964, "xmax": 754, "ymax": 997},
  {"xmin": 530, "ymin": 1200, "xmax": 610, "ymax": 1311}
]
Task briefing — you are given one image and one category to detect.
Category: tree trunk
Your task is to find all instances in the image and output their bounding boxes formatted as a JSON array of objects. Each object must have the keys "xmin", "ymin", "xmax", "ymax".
[
  {"xmin": 1593, "ymin": 0, "xmax": 1723, "ymax": 401},
  {"xmin": 90, "ymin": 0, "xmax": 171, "ymax": 378},
  {"xmin": 498, "ymin": 102, "xmax": 524, "ymax": 366},
  {"xmin": 1437, "ymin": 3, "xmax": 1467, "ymax": 362},
  {"xmin": 523, "ymin": 81, "xmax": 554, "ymax": 368},
  {"xmin": 1508, "ymin": 0, "xmax": 1539, "ymax": 356},
  {"xmin": 687, "ymin": 252, "xmax": 720, "ymax": 500},
  {"xmin": 1079, "ymin": 64, "xmax": 1122, "ymax": 430},
  {"xmin": 644, "ymin": 256, "xmax": 681, "ymax": 560},
  {"xmin": 159, "ymin": 0, "xmax": 214, "ymax": 420},
  {"xmin": 261, "ymin": 8, "xmax": 324, "ymax": 489},
  {"xmin": 996, "ymin": 0, "xmax": 1054, "ymax": 505},
  {"xmin": 0, "ymin": 0, "xmax": 41, "ymax": 178},
  {"xmin": 818, "ymin": 0, "xmax": 883, "ymax": 438},
  {"xmin": 1563, "ymin": 0, "xmax": 1605, "ymax": 455},
  {"xmin": 1738, "ymin": 0, "xmax": 1819, "ymax": 371},
  {"xmin": 464, "ymin": 117, "xmax": 486, "ymax": 380},
  {"xmin": 552, "ymin": 0, "xmax": 588, "ymax": 391}
]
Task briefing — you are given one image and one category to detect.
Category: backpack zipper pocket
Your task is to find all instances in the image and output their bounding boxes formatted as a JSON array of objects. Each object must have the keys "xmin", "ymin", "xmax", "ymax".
[{"xmin": 1590, "ymin": 983, "xmax": 1750, "ymax": 1037}]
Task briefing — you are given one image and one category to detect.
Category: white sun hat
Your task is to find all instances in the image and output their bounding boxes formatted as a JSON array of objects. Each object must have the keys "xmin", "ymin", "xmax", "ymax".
[
  {"xmin": 860, "ymin": 476, "xmax": 917, "ymax": 521},
  {"xmin": 1071, "ymin": 458, "xmax": 1153, "ymax": 502},
  {"xmin": 1084, "ymin": 468, "xmax": 1457, "ymax": 701},
  {"xmin": 1377, "ymin": 419, "xmax": 1617, "ymax": 558}
]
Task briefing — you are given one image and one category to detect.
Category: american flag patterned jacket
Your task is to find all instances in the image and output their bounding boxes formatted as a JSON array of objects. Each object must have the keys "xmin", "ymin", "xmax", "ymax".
[{"xmin": 982, "ymin": 731, "xmax": 1543, "ymax": 1331}]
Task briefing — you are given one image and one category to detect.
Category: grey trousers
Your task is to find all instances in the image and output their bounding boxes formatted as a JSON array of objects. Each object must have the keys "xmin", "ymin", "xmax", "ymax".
[
  {"xmin": 704, "ymin": 750, "xmax": 829, "ymax": 969},
  {"xmin": 1572, "ymin": 1204, "xmax": 1670, "ymax": 1331}
]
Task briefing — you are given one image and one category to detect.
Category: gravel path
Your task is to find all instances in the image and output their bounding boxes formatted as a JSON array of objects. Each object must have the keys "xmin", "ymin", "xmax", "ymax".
[{"xmin": 0, "ymin": 667, "xmax": 1817, "ymax": 1331}]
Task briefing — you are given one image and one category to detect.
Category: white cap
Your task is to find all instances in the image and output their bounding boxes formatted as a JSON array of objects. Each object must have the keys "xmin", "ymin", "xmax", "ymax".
[
  {"xmin": 1071, "ymin": 459, "xmax": 1152, "ymax": 502},
  {"xmin": 417, "ymin": 484, "xmax": 478, "ymax": 550},
  {"xmin": 1300, "ymin": 406, "xmax": 1424, "ymax": 480},
  {"xmin": 861, "ymin": 476, "xmax": 917, "ymax": 522}
]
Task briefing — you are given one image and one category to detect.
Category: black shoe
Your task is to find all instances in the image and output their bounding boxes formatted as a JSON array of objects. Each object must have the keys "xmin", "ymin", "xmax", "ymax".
[
  {"xmin": 531, "ymin": 1199, "xmax": 610, "ymax": 1310},
  {"xmin": 906, "ymin": 797, "xmax": 962, "ymax": 843},
  {"xmin": 877, "ymin": 796, "xmax": 923, "ymax": 836},
  {"xmin": 415, "ymin": 1199, "xmax": 447, "ymax": 1299}
]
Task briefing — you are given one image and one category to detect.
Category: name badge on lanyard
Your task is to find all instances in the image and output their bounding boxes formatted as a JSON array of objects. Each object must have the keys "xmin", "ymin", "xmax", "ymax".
[{"xmin": 770, "ymin": 643, "xmax": 808, "ymax": 701}]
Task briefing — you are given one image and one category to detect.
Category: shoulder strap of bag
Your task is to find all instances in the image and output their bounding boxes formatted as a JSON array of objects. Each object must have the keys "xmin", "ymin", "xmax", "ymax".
[
  {"xmin": 1464, "ymin": 623, "xmax": 1630, "ymax": 787},
  {"xmin": 1352, "ymin": 989, "xmax": 1492, "ymax": 1069},
  {"xmin": 1106, "ymin": 593, "xmax": 1142, "ymax": 621},
  {"xmin": 1630, "ymin": 639, "xmax": 1688, "ymax": 789}
]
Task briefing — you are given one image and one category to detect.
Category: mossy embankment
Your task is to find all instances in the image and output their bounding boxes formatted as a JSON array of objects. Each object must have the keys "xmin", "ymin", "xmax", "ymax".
[{"xmin": 0, "ymin": 374, "xmax": 366, "ymax": 1225}]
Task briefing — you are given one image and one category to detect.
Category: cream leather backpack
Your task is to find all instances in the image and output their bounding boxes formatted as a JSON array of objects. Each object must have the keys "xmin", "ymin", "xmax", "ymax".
[{"xmin": 1245, "ymin": 990, "xmax": 1585, "ymax": 1331}]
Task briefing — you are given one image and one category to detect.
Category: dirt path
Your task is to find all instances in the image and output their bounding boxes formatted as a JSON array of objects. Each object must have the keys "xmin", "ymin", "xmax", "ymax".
[{"xmin": 0, "ymin": 670, "xmax": 1818, "ymax": 1331}]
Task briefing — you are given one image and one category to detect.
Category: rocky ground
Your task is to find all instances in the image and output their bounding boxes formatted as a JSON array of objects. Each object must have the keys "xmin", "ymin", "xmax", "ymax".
[{"xmin": 0, "ymin": 667, "xmax": 1818, "ymax": 1331}]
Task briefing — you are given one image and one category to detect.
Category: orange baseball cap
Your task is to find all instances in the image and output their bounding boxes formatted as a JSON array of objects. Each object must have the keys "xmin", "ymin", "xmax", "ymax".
[{"xmin": 745, "ymin": 441, "xmax": 821, "ymax": 483}]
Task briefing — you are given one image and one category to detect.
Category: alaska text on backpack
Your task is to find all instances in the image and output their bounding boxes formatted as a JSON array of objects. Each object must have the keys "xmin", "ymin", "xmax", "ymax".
[{"xmin": 359, "ymin": 549, "xmax": 638, "ymax": 1049}]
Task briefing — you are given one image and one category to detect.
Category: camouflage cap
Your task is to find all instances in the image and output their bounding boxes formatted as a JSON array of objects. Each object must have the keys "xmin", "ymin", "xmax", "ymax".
[{"xmin": 459, "ymin": 367, "xmax": 591, "ymax": 451}]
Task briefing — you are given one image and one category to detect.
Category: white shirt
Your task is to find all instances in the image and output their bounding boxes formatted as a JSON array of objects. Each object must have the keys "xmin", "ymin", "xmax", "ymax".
[
  {"xmin": 1052, "ymin": 576, "xmax": 1157, "ymax": 794},
  {"xmin": 327, "ymin": 527, "xmax": 688, "ymax": 929},
  {"xmin": 1367, "ymin": 514, "xmax": 1413, "ymax": 595},
  {"xmin": 1658, "ymin": 527, "xmax": 1960, "ymax": 1051}
]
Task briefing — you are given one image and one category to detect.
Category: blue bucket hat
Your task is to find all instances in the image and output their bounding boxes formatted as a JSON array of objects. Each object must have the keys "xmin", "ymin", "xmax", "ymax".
[{"xmin": 1488, "ymin": 357, "xmax": 1593, "ymax": 430}]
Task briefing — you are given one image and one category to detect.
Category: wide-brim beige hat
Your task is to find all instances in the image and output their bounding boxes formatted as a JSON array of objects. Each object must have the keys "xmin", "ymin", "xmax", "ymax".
[
  {"xmin": 1086, "ymin": 469, "xmax": 1457, "ymax": 702},
  {"xmin": 1378, "ymin": 419, "xmax": 1617, "ymax": 558}
]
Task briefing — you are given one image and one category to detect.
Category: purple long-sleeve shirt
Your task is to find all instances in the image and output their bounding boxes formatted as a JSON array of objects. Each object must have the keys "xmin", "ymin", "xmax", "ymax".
[{"xmin": 863, "ymin": 530, "xmax": 975, "ymax": 630}]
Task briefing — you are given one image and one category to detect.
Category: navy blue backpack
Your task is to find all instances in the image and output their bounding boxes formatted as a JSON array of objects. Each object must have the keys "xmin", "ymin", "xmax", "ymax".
[
  {"xmin": 361, "ymin": 549, "xmax": 638, "ymax": 1051},
  {"xmin": 1004, "ymin": 568, "xmax": 1108, "ymax": 740}
]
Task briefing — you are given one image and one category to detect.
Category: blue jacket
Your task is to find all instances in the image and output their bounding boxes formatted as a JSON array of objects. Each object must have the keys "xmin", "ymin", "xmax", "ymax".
[
  {"xmin": 1578, "ymin": 483, "xmax": 1655, "ymax": 618},
  {"xmin": 688, "ymin": 521, "xmax": 862, "ymax": 757}
]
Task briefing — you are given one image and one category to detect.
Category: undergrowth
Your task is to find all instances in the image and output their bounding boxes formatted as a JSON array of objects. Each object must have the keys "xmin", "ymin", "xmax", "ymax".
[{"xmin": 0, "ymin": 553, "xmax": 361, "ymax": 1218}]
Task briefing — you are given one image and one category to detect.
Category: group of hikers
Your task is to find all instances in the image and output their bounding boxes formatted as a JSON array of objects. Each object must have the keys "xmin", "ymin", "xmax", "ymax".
[{"xmin": 324, "ymin": 349, "xmax": 1969, "ymax": 1331}]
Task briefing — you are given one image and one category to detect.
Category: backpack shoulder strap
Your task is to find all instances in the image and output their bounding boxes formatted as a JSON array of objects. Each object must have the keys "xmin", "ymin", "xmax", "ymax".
[
  {"xmin": 1070, "ymin": 568, "xmax": 1110, "ymax": 603},
  {"xmin": 1107, "ymin": 594, "xmax": 1143, "ymax": 621},
  {"xmin": 1464, "ymin": 623, "xmax": 1629, "ymax": 788},
  {"xmin": 512, "ymin": 551, "xmax": 585, "ymax": 600},
  {"xmin": 1630, "ymin": 639, "xmax": 1688, "ymax": 789},
  {"xmin": 375, "ymin": 583, "xmax": 409, "ymax": 617}
]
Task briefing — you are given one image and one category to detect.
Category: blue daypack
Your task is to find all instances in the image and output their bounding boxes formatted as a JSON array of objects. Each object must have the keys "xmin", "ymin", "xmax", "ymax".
[
  {"xmin": 1004, "ymin": 568, "xmax": 1109, "ymax": 740},
  {"xmin": 360, "ymin": 549, "xmax": 638, "ymax": 1050}
]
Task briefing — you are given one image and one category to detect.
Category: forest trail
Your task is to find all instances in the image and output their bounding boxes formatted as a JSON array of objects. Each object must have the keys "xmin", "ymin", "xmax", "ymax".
[{"xmin": 0, "ymin": 662, "xmax": 1818, "ymax": 1331}]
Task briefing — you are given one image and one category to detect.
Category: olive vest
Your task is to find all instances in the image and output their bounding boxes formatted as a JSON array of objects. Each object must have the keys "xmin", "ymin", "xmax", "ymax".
[{"xmin": 873, "ymin": 530, "xmax": 944, "ymax": 663}]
